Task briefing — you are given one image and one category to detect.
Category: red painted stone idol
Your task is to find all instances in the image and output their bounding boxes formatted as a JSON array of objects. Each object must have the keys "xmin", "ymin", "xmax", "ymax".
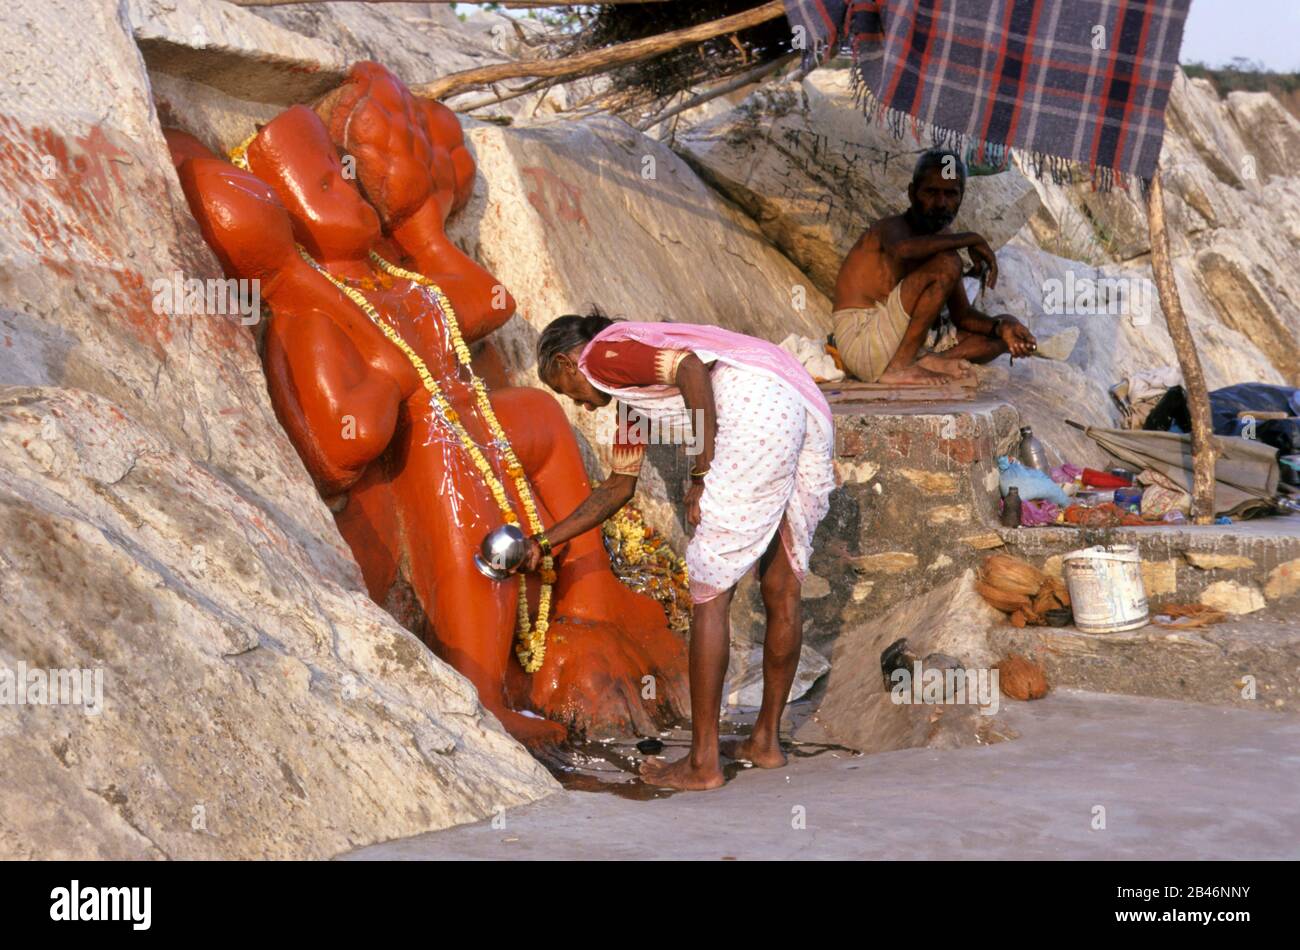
[{"xmin": 171, "ymin": 62, "xmax": 687, "ymax": 750}]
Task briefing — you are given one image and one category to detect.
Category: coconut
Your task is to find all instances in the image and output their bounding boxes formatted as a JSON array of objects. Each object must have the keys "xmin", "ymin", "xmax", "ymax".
[
  {"xmin": 997, "ymin": 655, "xmax": 1050, "ymax": 700},
  {"xmin": 980, "ymin": 554, "xmax": 1047, "ymax": 596},
  {"xmin": 976, "ymin": 580, "xmax": 1032, "ymax": 613}
]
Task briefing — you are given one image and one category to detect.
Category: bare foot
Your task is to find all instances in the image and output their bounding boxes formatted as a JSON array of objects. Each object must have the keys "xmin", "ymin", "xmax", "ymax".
[
  {"xmin": 876, "ymin": 363, "xmax": 947, "ymax": 386},
  {"xmin": 917, "ymin": 354, "xmax": 978, "ymax": 386},
  {"xmin": 640, "ymin": 754, "xmax": 725, "ymax": 791},
  {"xmin": 721, "ymin": 734, "xmax": 787, "ymax": 769}
]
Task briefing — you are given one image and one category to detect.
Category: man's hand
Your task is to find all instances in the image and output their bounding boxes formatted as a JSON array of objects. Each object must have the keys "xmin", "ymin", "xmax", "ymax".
[
  {"xmin": 685, "ymin": 481, "xmax": 704, "ymax": 527},
  {"xmin": 967, "ymin": 238, "xmax": 999, "ymax": 290},
  {"xmin": 997, "ymin": 317, "xmax": 1037, "ymax": 358}
]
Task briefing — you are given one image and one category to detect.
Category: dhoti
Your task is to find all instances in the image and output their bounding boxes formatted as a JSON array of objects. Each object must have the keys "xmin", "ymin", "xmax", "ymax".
[
  {"xmin": 687, "ymin": 365, "xmax": 835, "ymax": 604},
  {"xmin": 832, "ymin": 284, "xmax": 958, "ymax": 382}
]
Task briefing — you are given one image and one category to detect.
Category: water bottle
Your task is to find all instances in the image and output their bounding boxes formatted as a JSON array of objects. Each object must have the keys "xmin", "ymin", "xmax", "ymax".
[
  {"xmin": 1000, "ymin": 486, "xmax": 1023, "ymax": 528},
  {"xmin": 1018, "ymin": 426, "xmax": 1049, "ymax": 471}
]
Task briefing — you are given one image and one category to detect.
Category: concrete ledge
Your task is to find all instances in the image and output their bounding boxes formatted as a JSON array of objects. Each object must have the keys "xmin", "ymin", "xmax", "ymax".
[
  {"xmin": 993, "ymin": 613, "xmax": 1300, "ymax": 711},
  {"xmin": 999, "ymin": 518, "xmax": 1300, "ymax": 607}
]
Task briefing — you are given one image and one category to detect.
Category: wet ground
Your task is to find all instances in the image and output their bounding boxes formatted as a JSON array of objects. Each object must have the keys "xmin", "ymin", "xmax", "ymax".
[{"xmin": 345, "ymin": 690, "xmax": 1300, "ymax": 860}]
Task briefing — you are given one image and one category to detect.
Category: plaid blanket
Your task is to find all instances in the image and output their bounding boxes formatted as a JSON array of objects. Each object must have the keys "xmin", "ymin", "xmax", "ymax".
[{"xmin": 783, "ymin": 0, "xmax": 1191, "ymax": 186}]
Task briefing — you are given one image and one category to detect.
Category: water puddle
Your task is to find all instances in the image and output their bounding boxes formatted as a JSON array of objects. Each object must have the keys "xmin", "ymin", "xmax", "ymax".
[{"xmin": 544, "ymin": 725, "xmax": 861, "ymax": 800}]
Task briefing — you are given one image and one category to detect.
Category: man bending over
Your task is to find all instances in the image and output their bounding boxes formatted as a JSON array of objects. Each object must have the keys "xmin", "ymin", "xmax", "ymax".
[{"xmin": 832, "ymin": 149, "xmax": 1037, "ymax": 385}]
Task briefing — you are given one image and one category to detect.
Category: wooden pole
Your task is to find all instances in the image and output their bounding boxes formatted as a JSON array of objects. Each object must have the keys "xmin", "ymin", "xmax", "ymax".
[
  {"xmin": 1147, "ymin": 165, "xmax": 1218, "ymax": 523},
  {"xmin": 410, "ymin": 1, "xmax": 786, "ymax": 100}
]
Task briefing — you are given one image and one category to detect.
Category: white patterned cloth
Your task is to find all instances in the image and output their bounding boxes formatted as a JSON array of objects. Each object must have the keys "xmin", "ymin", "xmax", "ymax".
[
  {"xmin": 686, "ymin": 364, "xmax": 835, "ymax": 603},
  {"xmin": 579, "ymin": 322, "xmax": 837, "ymax": 604}
]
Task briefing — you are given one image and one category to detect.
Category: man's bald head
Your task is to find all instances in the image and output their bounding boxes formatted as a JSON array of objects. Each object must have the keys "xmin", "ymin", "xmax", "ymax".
[{"xmin": 912, "ymin": 149, "xmax": 967, "ymax": 190}]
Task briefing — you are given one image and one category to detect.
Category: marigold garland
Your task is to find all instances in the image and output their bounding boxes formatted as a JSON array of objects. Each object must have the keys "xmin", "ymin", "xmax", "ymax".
[
  {"xmin": 297, "ymin": 245, "xmax": 554, "ymax": 672},
  {"xmin": 602, "ymin": 506, "xmax": 691, "ymax": 633},
  {"xmin": 229, "ymin": 133, "xmax": 256, "ymax": 171}
]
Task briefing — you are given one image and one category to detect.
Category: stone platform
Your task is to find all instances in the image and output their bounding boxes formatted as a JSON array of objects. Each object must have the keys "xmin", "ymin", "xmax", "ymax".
[
  {"xmin": 723, "ymin": 389, "xmax": 1300, "ymax": 714},
  {"xmin": 731, "ymin": 395, "xmax": 1022, "ymax": 656}
]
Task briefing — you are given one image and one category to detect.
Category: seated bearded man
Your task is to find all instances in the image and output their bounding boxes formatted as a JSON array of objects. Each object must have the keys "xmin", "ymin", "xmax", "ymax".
[{"xmin": 831, "ymin": 149, "xmax": 1038, "ymax": 386}]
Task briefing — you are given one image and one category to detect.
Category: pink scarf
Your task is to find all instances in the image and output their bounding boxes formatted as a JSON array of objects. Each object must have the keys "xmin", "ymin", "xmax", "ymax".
[{"xmin": 578, "ymin": 322, "xmax": 833, "ymax": 437}]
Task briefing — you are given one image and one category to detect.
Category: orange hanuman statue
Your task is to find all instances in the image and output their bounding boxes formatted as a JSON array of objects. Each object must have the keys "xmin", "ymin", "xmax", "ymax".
[{"xmin": 171, "ymin": 63, "xmax": 687, "ymax": 749}]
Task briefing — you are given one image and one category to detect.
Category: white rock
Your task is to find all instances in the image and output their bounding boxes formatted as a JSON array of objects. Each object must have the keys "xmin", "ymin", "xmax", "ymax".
[
  {"xmin": 1200, "ymin": 580, "xmax": 1267, "ymax": 615},
  {"xmin": 0, "ymin": 0, "xmax": 554, "ymax": 860}
]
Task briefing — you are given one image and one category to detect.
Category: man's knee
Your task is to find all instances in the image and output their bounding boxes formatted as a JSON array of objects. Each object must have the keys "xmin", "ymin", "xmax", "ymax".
[
  {"xmin": 926, "ymin": 250, "xmax": 963, "ymax": 287},
  {"xmin": 903, "ymin": 251, "xmax": 962, "ymax": 306}
]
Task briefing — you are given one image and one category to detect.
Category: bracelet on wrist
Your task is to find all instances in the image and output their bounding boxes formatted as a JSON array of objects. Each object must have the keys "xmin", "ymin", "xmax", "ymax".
[{"xmin": 533, "ymin": 532, "xmax": 552, "ymax": 554}]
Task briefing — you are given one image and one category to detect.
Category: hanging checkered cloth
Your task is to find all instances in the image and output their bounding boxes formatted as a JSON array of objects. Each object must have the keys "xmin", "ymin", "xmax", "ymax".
[{"xmin": 783, "ymin": 0, "xmax": 1191, "ymax": 187}]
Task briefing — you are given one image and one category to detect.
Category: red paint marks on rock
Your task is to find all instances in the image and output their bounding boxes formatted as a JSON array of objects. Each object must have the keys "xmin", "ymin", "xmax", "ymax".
[{"xmin": 521, "ymin": 166, "xmax": 589, "ymax": 232}]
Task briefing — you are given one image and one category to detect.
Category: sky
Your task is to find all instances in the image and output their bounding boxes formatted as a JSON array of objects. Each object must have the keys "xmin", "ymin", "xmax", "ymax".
[
  {"xmin": 456, "ymin": 1, "xmax": 1298, "ymax": 72},
  {"xmin": 1180, "ymin": 0, "xmax": 1300, "ymax": 70}
]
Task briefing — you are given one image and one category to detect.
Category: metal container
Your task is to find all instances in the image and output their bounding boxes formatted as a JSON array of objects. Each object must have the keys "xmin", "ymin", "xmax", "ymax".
[
  {"xmin": 1017, "ymin": 426, "xmax": 1049, "ymax": 471},
  {"xmin": 474, "ymin": 524, "xmax": 529, "ymax": 580},
  {"xmin": 1063, "ymin": 545, "xmax": 1149, "ymax": 633}
]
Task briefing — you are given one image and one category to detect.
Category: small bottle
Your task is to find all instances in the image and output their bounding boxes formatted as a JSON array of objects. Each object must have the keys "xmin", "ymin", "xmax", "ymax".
[
  {"xmin": 1018, "ymin": 426, "xmax": 1049, "ymax": 471},
  {"xmin": 1001, "ymin": 487, "xmax": 1023, "ymax": 528}
]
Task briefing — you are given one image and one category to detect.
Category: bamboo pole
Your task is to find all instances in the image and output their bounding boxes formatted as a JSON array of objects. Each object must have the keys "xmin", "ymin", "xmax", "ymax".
[
  {"xmin": 1147, "ymin": 165, "xmax": 1218, "ymax": 523},
  {"xmin": 410, "ymin": 1, "xmax": 786, "ymax": 100}
]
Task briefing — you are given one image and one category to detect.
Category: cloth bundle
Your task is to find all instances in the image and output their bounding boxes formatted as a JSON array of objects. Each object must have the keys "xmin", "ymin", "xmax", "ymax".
[
  {"xmin": 998, "ymin": 456, "xmax": 1070, "ymax": 506},
  {"xmin": 780, "ymin": 333, "xmax": 845, "ymax": 383}
]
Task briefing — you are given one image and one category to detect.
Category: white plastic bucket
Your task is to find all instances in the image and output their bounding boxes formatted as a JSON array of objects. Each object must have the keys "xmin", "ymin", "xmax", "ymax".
[{"xmin": 1062, "ymin": 545, "xmax": 1149, "ymax": 633}]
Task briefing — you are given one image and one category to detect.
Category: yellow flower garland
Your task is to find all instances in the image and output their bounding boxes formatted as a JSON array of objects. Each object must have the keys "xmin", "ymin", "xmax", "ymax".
[
  {"xmin": 602, "ymin": 506, "xmax": 692, "ymax": 634},
  {"xmin": 229, "ymin": 133, "xmax": 256, "ymax": 171},
  {"xmin": 296, "ymin": 246, "xmax": 554, "ymax": 672}
]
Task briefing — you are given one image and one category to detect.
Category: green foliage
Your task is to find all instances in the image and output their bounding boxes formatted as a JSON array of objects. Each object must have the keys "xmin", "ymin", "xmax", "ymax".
[{"xmin": 1183, "ymin": 59, "xmax": 1300, "ymax": 96}]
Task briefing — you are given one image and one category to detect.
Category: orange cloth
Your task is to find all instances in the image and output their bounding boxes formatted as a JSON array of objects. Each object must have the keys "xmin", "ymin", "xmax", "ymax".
[{"xmin": 1062, "ymin": 502, "xmax": 1149, "ymax": 528}]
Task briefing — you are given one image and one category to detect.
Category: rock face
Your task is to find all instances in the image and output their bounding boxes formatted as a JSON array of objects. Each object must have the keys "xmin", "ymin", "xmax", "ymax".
[
  {"xmin": 677, "ymin": 71, "xmax": 1043, "ymax": 297},
  {"xmin": 246, "ymin": 0, "xmax": 522, "ymax": 90},
  {"xmin": 796, "ymin": 571, "xmax": 1018, "ymax": 753},
  {"xmin": 1016, "ymin": 72, "xmax": 1300, "ymax": 388},
  {"xmin": 0, "ymin": 0, "xmax": 554, "ymax": 859}
]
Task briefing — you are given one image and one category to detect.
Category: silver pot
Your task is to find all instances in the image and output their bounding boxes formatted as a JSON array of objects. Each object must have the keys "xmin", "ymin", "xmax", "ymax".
[{"xmin": 474, "ymin": 524, "xmax": 529, "ymax": 580}]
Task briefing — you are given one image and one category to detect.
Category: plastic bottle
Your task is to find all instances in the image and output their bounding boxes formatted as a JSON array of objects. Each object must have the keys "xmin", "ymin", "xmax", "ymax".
[
  {"xmin": 1018, "ymin": 426, "xmax": 1049, "ymax": 471},
  {"xmin": 1001, "ymin": 486, "xmax": 1023, "ymax": 528}
]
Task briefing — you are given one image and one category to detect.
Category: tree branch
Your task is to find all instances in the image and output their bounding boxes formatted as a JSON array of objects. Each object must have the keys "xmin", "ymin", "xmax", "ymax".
[
  {"xmin": 637, "ymin": 51, "xmax": 796, "ymax": 131},
  {"xmin": 409, "ymin": 1, "xmax": 787, "ymax": 101}
]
